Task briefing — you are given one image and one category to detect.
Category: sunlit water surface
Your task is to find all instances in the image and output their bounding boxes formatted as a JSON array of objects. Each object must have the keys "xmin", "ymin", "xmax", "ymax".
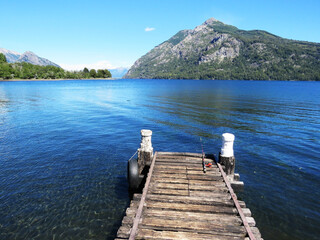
[{"xmin": 0, "ymin": 79, "xmax": 319, "ymax": 240}]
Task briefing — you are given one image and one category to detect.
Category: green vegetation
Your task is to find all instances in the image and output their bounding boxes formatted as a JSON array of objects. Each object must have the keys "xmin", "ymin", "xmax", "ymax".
[
  {"xmin": 0, "ymin": 54, "xmax": 112, "ymax": 80},
  {"xmin": 0, "ymin": 53, "xmax": 7, "ymax": 63},
  {"xmin": 126, "ymin": 21, "xmax": 320, "ymax": 81}
]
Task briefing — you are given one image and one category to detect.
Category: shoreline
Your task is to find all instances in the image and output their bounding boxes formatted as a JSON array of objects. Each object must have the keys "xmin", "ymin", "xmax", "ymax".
[{"xmin": 0, "ymin": 78, "xmax": 118, "ymax": 82}]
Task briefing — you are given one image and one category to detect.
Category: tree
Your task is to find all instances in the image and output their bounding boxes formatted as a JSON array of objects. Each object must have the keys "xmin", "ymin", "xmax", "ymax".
[
  {"xmin": 96, "ymin": 69, "xmax": 105, "ymax": 78},
  {"xmin": 0, "ymin": 53, "xmax": 7, "ymax": 63},
  {"xmin": 104, "ymin": 69, "xmax": 112, "ymax": 78},
  {"xmin": 89, "ymin": 69, "xmax": 96, "ymax": 78},
  {"xmin": 83, "ymin": 67, "xmax": 89, "ymax": 73}
]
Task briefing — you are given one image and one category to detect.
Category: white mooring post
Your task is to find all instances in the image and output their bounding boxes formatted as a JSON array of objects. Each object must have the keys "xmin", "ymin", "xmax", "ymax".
[
  {"xmin": 138, "ymin": 129, "xmax": 154, "ymax": 173},
  {"xmin": 219, "ymin": 133, "xmax": 243, "ymax": 189},
  {"xmin": 220, "ymin": 133, "xmax": 236, "ymax": 181}
]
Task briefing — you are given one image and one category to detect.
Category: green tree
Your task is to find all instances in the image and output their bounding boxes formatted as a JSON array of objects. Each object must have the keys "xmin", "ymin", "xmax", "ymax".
[
  {"xmin": 96, "ymin": 69, "xmax": 105, "ymax": 78},
  {"xmin": 83, "ymin": 67, "xmax": 89, "ymax": 73},
  {"xmin": 0, "ymin": 63, "xmax": 14, "ymax": 79},
  {"xmin": 0, "ymin": 53, "xmax": 7, "ymax": 63},
  {"xmin": 89, "ymin": 69, "xmax": 96, "ymax": 78},
  {"xmin": 104, "ymin": 69, "xmax": 112, "ymax": 78}
]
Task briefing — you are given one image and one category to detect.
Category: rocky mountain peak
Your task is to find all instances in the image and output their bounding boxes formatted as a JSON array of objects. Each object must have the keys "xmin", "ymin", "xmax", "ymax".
[
  {"xmin": 0, "ymin": 48, "xmax": 21, "ymax": 62},
  {"xmin": 17, "ymin": 51, "xmax": 60, "ymax": 67},
  {"xmin": 204, "ymin": 17, "xmax": 220, "ymax": 25},
  {"xmin": 0, "ymin": 47, "xmax": 60, "ymax": 67}
]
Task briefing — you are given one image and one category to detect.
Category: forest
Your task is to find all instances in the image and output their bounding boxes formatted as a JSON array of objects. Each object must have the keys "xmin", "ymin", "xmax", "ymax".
[{"xmin": 0, "ymin": 53, "xmax": 111, "ymax": 80}]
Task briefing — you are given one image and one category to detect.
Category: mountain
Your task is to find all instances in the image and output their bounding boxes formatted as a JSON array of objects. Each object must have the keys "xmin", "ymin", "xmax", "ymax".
[
  {"xmin": 0, "ymin": 48, "xmax": 21, "ymax": 62},
  {"xmin": 16, "ymin": 51, "xmax": 60, "ymax": 67},
  {"xmin": 109, "ymin": 67, "xmax": 128, "ymax": 78},
  {"xmin": 0, "ymin": 48, "xmax": 60, "ymax": 67},
  {"xmin": 125, "ymin": 18, "xmax": 320, "ymax": 81}
]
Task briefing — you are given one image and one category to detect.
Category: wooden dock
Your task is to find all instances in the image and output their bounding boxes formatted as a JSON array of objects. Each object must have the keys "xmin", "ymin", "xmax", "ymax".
[{"xmin": 116, "ymin": 151, "xmax": 262, "ymax": 240}]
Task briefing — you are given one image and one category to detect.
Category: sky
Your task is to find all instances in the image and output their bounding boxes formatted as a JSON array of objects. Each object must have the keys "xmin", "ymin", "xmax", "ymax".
[{"xmin": 0, "ymin": 0, "xmax": 319, "ymax": 70}]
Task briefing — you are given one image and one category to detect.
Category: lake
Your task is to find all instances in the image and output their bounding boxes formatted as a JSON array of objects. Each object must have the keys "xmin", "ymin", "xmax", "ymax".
[{"xmin": 0, "ymin": 79, "xmax": 319, "ymax": 240}]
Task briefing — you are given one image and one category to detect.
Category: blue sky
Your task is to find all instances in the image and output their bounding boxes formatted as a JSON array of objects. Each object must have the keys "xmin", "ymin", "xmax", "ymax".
[{"xmin": 1, "ymin": 0, "xmax": 319, "ymax": 70}]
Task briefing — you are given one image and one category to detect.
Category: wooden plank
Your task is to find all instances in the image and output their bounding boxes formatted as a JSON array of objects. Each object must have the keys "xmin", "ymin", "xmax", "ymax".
[
  {"xmin": 188, "ymin": 184, "xmax": 228, "ymax": 191},
  {"xmin": 149, "ymin": 182, "xmax": 189, "ymax": 190},
  {"xmin": 117, "ymin": 225, "xmax": 131, "ymax": 239},
  {"xmin": 153, "ymin": 168, "xmax": 187, "ymax": 174},
  {"xmin": 155, "ymin": 159, "xmax": 203, "ymax": 164},
  {"xmin": 145, "ymin": 194, "xmax": 234, "ymax": 205},
  {"xmin": 152, "ymin": 173, "xmax": 188, "ymax": 179},
  {"xmin": 187, "ymin": 170, "xmax": 222, "ymax": 176},
  {"xmin": 148, "ymin": 188, "xmax": 189, "ymax": 196},
  {"xmin": 186, "ymin": 165, "xmax": 219, "ymax": 171},
  {"xmin": 151, "ymin": 178, "xmax": 189, "ymax": 184},
  {"xmin": 187, "ymin": 174, "xmax": 223, "ymax": 181},
  {"xmin": 150, "ymin": 182, "xmax": 228, "ymax": 192},
  {"xmin": 145, "ymin": 201, "xmax": 238, "ymax": 214},
  {"xmin": 155, "ymin": 161, "xmax": 215, "ymax": 166},
  {"xmin": 151, "ymin": 180, "xmax": 226, "ymax": 189},
  {"xmin": 136, "ymin": 228, "xmax": 243, "ymax": 240},
  {"xmin": 157, "ymin": 152, "xmax": 203, "ymax": 157},
  {"xmin": 143, "ymin": 208, "xmax": 243, "ymax": 225},
  {"xmin": 188, "ymin": 179, "xmax": 226, "ymax": 186},
  {"xmin": 189, "ymin": 190, "xmax": 230, "ymax": 198},
  {"xmin": 154, "ymin": 165, "xmax": 187, "ymax": 170},
  {"xmin": 139, "ymin": 218, "xmax": 247, "ymax": 236},
  {"xmin": 153, "ymin": 165, "xmax": 218, "ymax": 172}
]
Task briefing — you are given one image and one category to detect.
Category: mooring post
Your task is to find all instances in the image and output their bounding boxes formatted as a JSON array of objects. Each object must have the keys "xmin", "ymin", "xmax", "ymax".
[
  {"xmin": 219, "ymin": 133, "xmax": 244, "ymax": 190},
  {"xmin": 138, "ymin": 129, "xmax": 153, "ymax": 174},
  {"xmin": 219, "ymin": 133, "xmax": 236, "ymax": 181}
]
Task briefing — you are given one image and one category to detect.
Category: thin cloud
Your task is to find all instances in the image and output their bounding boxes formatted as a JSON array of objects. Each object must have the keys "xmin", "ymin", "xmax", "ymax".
[{"xmin": 145, "ymin": 27, "xmax": 155, "ymax": 32}]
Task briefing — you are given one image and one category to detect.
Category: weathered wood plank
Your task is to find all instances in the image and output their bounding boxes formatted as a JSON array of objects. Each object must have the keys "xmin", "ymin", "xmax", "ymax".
[
  {"xmin": 117, "ymin": 225, "xmax": 131, "ymax": 239},
  {"xmin": 187, "ymin": 171, "xmax": 222, "ymax": 176},
  {"xmin": 154, "ymin": 165, "xmax": 187, "ymax": 170},
  {"xmin": 155, "ymin": 159, "xmax": 203, "ymax": 165},
  {"xmin": 149, "ymin": 182, "xmax": 189, "ymax": 190},
  {"xmin": 187, "ymin": 175, "xmax": 224, "ymax": 181},
  {"xmin": 153, "ymin": 169, "xmax": 187, "ymax": 174},
  {"xmin": 139, "ymin": 218, "xmax": 247, "ymax": 236},
  {"xmin": 155, "ymin": 161, "xmax": 213, "ymax": 167},
  {"xmin": 156, "ymin": 158, "xmax": 214, "ymax": 163},
  {"xmin": 188, "ymin": 179, "xmax": 226, "ymax": 186},
  {"xmin": 136, "ymin": 229, "xmax": 243, "ymax": 240},
  {"xmin": 145, "ymin": 201, "xmax": 238, "ymax": 214},
  {"xmin": 149, "ymin": 182, "xmax": 228, "ymax": 192},
  {"xmin": 151, "ymin": 180, "xmax": 226, "ymax": 189},
  {"xmin": 145, "ymin": 194, "xmax": 234, "ymax": 205},
  {"xmin": 189, "ymin": 190, "xmax": 231, "ymax": 198},
  {"xmin": 148, "ymin": 188, "xmax": 189, "ymax": 196},
  {"xmin": 154, "ymin": 165, "xmax": 219, "ymax": 172},
  {"xmin": 143, "ymin": 208, "xmax": 243, "ymax": 225},
  {"xmin": 151, "ymin": 173, "xmax": 188, "ymax": 179},
  {"xmin": 157, "ymin": 152, "xmax": 203, "ymax": 157},
  {"xmin": 151, "ymin": 178, "xmax": 189, "ymax": 184}
]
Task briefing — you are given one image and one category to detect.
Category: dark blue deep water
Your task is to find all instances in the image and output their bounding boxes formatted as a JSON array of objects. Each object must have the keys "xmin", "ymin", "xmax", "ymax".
[{"xmin": 0, "ymin": 79, "xmax": 319, "ymax": 240}]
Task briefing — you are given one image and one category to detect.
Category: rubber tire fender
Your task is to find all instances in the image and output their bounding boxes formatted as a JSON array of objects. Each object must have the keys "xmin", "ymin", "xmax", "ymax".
[{"xmin": 127, "ymin": 158, "xmax": 139, "ymax": 190}]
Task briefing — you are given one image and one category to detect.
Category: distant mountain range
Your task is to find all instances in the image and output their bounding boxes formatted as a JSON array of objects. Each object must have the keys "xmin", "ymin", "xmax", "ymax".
[
  {"xmin": 0, "ymin": 48, "xmax": 60, "ymax": 67},
  {"xmin": 109, "ymin": 67, "xmax": 128, "ymax": 78},
  {"xmin": 125, "ymin": 18, "xmax": 320, "ymax": 81}
]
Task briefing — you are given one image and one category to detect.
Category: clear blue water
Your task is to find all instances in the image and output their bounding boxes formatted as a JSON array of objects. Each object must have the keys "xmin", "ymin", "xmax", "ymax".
[{"xmin": 0, "ymin": 79, "xmax": 319, "ymax": 240}]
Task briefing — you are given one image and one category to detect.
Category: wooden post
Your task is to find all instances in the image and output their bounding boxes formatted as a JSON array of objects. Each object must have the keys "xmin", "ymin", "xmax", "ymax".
[
  {"xmin": 219, "ymin": 133, "xmax": 235, "ymax": 181},
  {"xmin": 138, "ymin": 129, "xmax": 153, "ymax": 174},
  {"xmin": 219, "ymin": 133, "xmax": 244, "ymax": 190}
]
